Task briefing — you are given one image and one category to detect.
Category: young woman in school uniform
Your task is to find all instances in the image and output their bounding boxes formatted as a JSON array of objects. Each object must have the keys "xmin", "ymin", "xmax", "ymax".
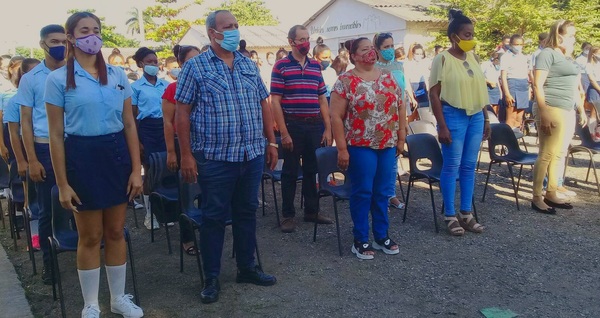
[
  {"xmin": 131, "ymin": 47, "xmax": 169, "ymax": 230},
  {"xmin": 45, "ymin": 12, "xmax": 143, "ymax": 318}
]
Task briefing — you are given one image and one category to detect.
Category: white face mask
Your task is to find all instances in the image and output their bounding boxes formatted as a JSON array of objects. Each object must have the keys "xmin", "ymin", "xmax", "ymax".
[
  {"xmin": 170, "ymin": 68, "xmax": 181, "ymax": 79},
  {"xmin": 584, "ymin": 49, "xmax": 590, "ymax": 55}
]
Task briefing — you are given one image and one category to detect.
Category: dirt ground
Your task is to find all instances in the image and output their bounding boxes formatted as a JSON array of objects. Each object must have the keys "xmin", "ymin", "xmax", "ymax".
[{"xmin": 2, "ymin": 134, "xmax": 600, "ymax": 318}]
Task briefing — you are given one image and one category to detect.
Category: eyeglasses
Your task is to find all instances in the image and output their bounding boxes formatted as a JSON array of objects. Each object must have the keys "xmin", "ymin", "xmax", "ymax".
[{"xmin": 463, "ymin": 61, "xmax": 474, "ymax": 78}]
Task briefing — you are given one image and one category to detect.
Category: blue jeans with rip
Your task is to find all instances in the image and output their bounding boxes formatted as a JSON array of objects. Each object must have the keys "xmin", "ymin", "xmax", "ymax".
[
  {"xmin": 193, "ymin": 151, "xmax": 263, "ymax": 279},
  {"xmin": 440, "ymin": 105, "xmax": 484, "ymax": 217},
  {"xmin": 347, "ymin": 146, "xmax": 396, "ymax": 243}
]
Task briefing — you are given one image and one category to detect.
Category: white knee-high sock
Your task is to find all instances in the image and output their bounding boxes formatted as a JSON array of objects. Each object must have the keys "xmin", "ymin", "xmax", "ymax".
[
  {"xmin": 143, "ymin": 195, "xmax": 150, "ymax": 217},
  {"xmin": 78, "ymin": 268, "xmax": 100, "ymax": 306},
  {"xmin": 105, "ymin": 263, "xmax": 127, "ymax": 301}
]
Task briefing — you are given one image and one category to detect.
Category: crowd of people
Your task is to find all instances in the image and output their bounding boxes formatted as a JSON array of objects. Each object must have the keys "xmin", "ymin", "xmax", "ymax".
[{"xmin": 0, "ymin": 7, "xmax": 596, "ymax": 318}]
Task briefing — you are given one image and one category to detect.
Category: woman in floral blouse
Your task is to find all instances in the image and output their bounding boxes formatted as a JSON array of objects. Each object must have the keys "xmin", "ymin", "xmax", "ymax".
[{"xmin": 330, "ymin": 37, "xmax": 407, "ymax": 260}]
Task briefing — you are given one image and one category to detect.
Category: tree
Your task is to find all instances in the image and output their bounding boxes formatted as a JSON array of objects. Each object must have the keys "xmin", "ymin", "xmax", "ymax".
[
  {"xmin": 126, "ymin": 7, "xmax": 154, "ymax": 37},
  {"xmin": 67, "ymin": 9, "xmax": 140, "ymax": 48},
  {"xmin": 562, "ymin": 0, "xmax": 600, "ymax": 46},
  {"xmin": 429, "ymin": 0, "xmax": 559, "ymax": 55},
  {"xmin": 15, "ymin": 47, "xmax": 45, "ymax": 60},
  {"xmin": 200, "ymin": 0, "xmax": 279, "ymax": 26},
  {"xmin": 143, "ymin": 0, "xmax": 197, "ymax": 47}
]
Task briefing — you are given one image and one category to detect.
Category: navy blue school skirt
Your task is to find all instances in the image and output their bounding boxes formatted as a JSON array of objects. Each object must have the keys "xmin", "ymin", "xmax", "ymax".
[
  {"xmin": 587, "ymin": 81, "xmax": 600, "ymax": 102},
  {"xmin": 138, "ymin": 117, "xmax": 166, "ymax": 164},
  {"xmin": 65, "ymin": 131, "xmax": 132, "ymax": 211},
  {"xmin": 487, "ymin": 86, "xmax": 501, "ymax": 106},
  {"xmin": 506, "ymin": 78, "xmax": 530, "ymax": 110}
]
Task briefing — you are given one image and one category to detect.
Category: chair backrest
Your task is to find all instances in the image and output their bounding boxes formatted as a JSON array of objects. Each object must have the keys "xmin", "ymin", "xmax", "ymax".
[
  {"xmin": 487, "ymin": 111, "xmax": 500, "ymax": 124},
  {"xmin": 417, "ymin": 107, "xmax": 437, "ymax": 125},
  {"xmin": 178, "ymin": 173, "xmax": 202, "ymax": 224},
  {"xmin": 0, "ymin": 159, "xmax": 9, "ymax": 189},
  {"xmin": 576, "ymin": 123, "xmax": 599, "ymax": 148},
  {"xmin": 409, "ymin": 120, "xmax": 438, "ymax": 137},
  {"xmin": 315, "ymin": 147, "xmax": 351, "ymax": 196},
  {"xmin": 405, "ymin": 133, "xmax": 443, "ymax": 178},
  {"xmin": 148, "ymin": 152, "xmax": 179, "ymax": 192},
  {"xmin": 51, "ymin": 185, "xmax": 79, "ymax": 251},
  {"xmin": 488, "ymin": 123, "xmax": 524, "ymax": 160}
]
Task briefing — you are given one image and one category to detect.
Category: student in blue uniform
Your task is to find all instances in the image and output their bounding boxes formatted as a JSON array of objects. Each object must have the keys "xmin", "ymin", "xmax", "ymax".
[
  {"xmin": 14, "ymin": 24, "xmax": 67, "ymax": 285},
  {"xmin": 1, "ymin": 56, "xmax": 24, "ymax": 165},
  {"xmin": 45, "ymin": 12, "xmax": 144, "ymax": 318},
  {"xmin": 130, "ymin": 47, "xmax": 169, "ymax": 230}
]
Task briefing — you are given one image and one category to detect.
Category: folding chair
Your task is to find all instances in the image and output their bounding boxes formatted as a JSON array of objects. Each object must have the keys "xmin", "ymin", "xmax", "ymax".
[
  {"xmin": 147, "ymin": 152, "xmax": 180, "ymax": 248},
  {"xmin": 7, "ymin": 164, "xmax": 25, "ymax": 250},
  {"xmin": 261, "ymin": 138, "xmax": 303, "ymax": 225},
  {"xmin": 482, "ymin": 123, "xmax": 538, "ymax": 210},
  {"xmin": 178, "ymin": 176, "xmax": 263, "ymax": 284},
  {"xmin": 313, "ymin": 147, "xmax": 351, "ymax": 256},
  {"xmin": 48, "ymin": 186, "xmax": 139, "ymax": 318},
  {"xmin": 565, "ymin": 124, "xmax": 600, "ymax": 195}
]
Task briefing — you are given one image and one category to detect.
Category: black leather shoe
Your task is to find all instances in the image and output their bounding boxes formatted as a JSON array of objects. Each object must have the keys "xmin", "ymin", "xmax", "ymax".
[
  {"xmin": 200, "ymin": 278, "xmax": 220, "ymax": 304},
  {"xmin": 236, "ymin": 266, "xmax": 277, "ymax": 286},
  {"xmin": 42, "ymin": 264, "xmax": 52, "ymax": 285},
  {"xmin": 531, "ymin": 202, "xmax": 556, "ymax": 215},
  {"xmin": 543, "ymin": 198, "xmax": 573, "ymax": 210}
]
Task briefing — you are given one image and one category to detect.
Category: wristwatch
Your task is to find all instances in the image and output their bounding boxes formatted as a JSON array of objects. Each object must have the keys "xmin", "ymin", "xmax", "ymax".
[{"xmin": 268, "ymin": 142, "xmax": 279, "ymax": 148}]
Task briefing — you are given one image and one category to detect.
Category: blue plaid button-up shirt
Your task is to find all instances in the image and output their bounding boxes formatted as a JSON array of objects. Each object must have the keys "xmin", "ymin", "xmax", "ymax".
[{"xmin": 175, "ymin": 47, "xmax": 269, "ymax": 162}]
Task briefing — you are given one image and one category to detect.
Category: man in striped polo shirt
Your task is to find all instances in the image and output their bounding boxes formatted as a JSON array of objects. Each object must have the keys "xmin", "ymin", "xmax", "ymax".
[{"xmin": 271, "ymin": 25, "xmax": 333, "ymax": 233}]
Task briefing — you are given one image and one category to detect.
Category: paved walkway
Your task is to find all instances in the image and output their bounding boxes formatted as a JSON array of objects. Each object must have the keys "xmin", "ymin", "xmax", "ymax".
[{"xmin": 0, "ymin": 244, "xmax": 33, "ymax": 318}]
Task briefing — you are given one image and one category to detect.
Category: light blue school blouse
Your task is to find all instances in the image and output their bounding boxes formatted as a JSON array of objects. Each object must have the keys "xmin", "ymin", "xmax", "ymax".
[
  {"xmin": 44, "ymin": 60, "xmax": 133, "ymax": 136},
  {"xmin": 131, "ymin": 75, "xmax": 168, "ymax": 120}
]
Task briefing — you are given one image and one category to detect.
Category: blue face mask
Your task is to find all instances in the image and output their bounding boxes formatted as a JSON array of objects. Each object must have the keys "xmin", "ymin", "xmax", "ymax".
[
  {"xmin": 320, "ymin": 60, "xmax": 331, "ymax": 70},
  {"xmin": 381, "ymin": 48, "xmax": 395, "ymax": 61},
  {"xmin": 144, "ymin": 65, "xmax": 159, "ymax": 76},
  {"xmin": 46, "ymin": 45, "xmax": 66, "ymax": 61},
  {"xmin": 213, "ymin": 29, "xmax": 240, "ymax": 52}
]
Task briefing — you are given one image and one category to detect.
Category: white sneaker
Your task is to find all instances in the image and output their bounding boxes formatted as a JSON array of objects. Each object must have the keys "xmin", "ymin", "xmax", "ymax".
[
  {"xmin": 111, "ymin": 294, "xmax": 143, "ymax": 318},
  {"xmin": 81, "ymin": 304, "xmax": 101, "ymax": 318},
  {"xmin": 133, "ymin": 202, "xmax": 144, "ymax": 209},
  {"xmin": 144, "ymin": 215, "xmax": 160, "ymax": 230}
]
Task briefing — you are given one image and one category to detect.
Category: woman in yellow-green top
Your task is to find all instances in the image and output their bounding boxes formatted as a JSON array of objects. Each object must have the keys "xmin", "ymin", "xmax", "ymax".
[{"xmin": 429, "ymin": 9, "xmax": 490, "ymax": 236}]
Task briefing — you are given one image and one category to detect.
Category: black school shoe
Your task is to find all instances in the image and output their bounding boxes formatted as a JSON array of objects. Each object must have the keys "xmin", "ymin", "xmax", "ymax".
[
  {"xmin": 372, "ymin": 237, "xmax": 400, "ymax": 255},
  {"xmin": 200, "ymin": 278, "xmax": 220, "ymax": 304},
  {"xmin": 236, "ymin": 266, "xmax": 277, "ymax": 286},
  {"xmin": 543, "ymin": 198, "xmax": 573, "ymax": 210}
]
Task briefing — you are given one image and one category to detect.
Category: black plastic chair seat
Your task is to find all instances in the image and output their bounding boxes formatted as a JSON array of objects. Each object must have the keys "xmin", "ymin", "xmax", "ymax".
[
  {"xmin": 497, "ymin": 152, "xmax": 538, "ymax": 165},
  {"xmin": 318, "ymin": 186, "xmax": 350, "ymax": 201}
]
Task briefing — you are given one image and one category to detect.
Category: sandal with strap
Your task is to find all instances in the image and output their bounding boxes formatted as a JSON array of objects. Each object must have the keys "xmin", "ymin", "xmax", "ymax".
[
  {"xmin": 458, "ymin": 212, "xmax": 484, "ymax": 233},
  {"xmin": 445, "ymin": 217, "xmax": 465, "ymax": 236},
  {"xmin": 373, "ymin": 237, "xmax": 400, "ymax": 255},
  {"xmin": 351, "ymin": 241, "xmax": 375, "ymax": 260}
]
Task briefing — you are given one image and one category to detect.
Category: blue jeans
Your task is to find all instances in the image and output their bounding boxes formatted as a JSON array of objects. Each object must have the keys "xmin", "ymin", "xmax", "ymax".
[
  {"xmin": 440, "ymin": 105, "xmax": 484, "ymax": 217},
  {"xmin": 194, "ymin": 152, "xmax": 263, "ymax": 279},
  {"xmin": 34, "ymin": 143, "xmax": 56, "ymax": 264},
  {"xmin": 347, "ymin": 146, "xmax": 395, "ymax": 243}
]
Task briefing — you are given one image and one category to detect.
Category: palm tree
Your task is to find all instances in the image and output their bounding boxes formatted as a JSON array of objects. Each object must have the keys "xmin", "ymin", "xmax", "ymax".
[{"xmin": 126, "ymin": 7, "xmax": 151, "ymax": 38}]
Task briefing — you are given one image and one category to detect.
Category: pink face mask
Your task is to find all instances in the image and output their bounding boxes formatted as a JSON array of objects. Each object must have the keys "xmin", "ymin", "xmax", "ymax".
[{"xmin": 358, "ymin": 49, "xmax": 377, "ymax": 64}]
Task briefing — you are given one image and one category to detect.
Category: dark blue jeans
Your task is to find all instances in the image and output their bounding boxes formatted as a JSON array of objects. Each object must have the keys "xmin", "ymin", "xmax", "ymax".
[
  {"xmin": 281, "ymin": 119, "xmax": 323, "ymax": 218},
  {"xmin": 194, "ymin": 151, "xmax": 263, "ymax": 279},
  {"xmin": 34, "ymin": 143, "xmax": 56, "ymax": 264}
]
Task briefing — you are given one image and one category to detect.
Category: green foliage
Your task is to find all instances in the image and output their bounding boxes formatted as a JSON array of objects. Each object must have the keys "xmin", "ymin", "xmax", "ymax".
[
  {"xmin": 143, "ymin": 0, "xmax": 198, "ymax": 47},
  {"xmin": 126, "ymin": 7, "xmax": 155, "ymax": 36},
  {"xmin": 428, "ymin": 0, "xmax": 600, "ymax": 57},
  {"xmin": 15, "ymin": 47, "xmax": 45, "ymax": 60},
  {"xmin": 201, "ymin": 0, "xmax": 279, "ymax": 26}
]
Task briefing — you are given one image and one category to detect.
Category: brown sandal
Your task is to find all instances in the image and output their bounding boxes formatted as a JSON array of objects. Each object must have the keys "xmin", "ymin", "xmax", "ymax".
[
  {"xmin": 445, "ymin": 217, "xmax": 465, "ymax": 236},
  {"xmin": 458, "ymin": 212, "xmax": 484, "ymax": 233}
]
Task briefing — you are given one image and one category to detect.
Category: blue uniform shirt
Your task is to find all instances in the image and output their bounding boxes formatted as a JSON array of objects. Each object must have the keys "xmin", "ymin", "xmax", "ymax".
[
  {"xmin": 131, "ymin": 76, "xmax": 168, "ymax": 120},
  {"xmin": 4, "ymin": 95, "xmax": 21, "ymax": 125},
  {"xmin": 1, "ymin": 88, "xmax": 17, "ymax": 118},
  {"xmin": 45, "ymin": 60, "xmax": 133, "ymax": 136},
  {"xmin": 13, "ymin": 61, "xmax": 52, "ymax": 138}
]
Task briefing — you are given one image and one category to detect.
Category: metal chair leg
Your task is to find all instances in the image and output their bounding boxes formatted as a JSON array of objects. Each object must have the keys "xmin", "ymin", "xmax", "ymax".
[
  {"xmin": 397, "ymin": 173, "xmax": 406, "ymax": 202},
  {"xmin": 255, "ymin": 240, "xmax": 263, "ymax": 270},
  {"xmin": 402, "ymin": 178, "xmax": 413, "ymax": 223},
  {"xmin": 271, "ymin": 180, "xmax": 280, "ymax": 225},
  {"xmin": 23, "ymin": 210, "xmax": 36, "ymax": 275},
  {"xmin": 481, "ymin": 161, "xmax": 494, "ymax": 203},
  {"xmin": 179, "ymin": 220, "xmax": 184, "ymax": 273},
  {"xmin": 261, "ymin": 178, "xmax": 266, "ymax": 216},
  {"xmin": 125, "ymin": 230, "xmax": 140, "ymax": 306},
  {"xmin": 165, "ymin": 223, "xmax": 172, "ymax": 255},
  {"xmin": 49, "ymin": 238, "xmax": 57, "ymax": 301},
  {"xmin": 333, "ymin": 198, "xmax": 343, "ymax": 256},
  {"xmin": 191, "ymin": 224, "xmax": 204, "ymax": 286},
  {"xmin": 428, "ymin": 181, "xmax": 439, "ymax": 233},
  {"xmin": 472, "ymin": 196, "xmax": 479, "ymax": 223},
  {"xmin": 506, "ymin": 164, "xmax": 520, "ymax": 210}
]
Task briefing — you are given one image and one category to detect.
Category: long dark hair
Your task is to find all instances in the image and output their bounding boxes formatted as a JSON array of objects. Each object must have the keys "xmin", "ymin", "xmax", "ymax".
[
  {"xmin": 65, "ymin": 12, "xmax": 107, "ymax": 90},
  {"xmin": 16, "ymin": 58, "xmax": 40, "ymax": 89}
]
